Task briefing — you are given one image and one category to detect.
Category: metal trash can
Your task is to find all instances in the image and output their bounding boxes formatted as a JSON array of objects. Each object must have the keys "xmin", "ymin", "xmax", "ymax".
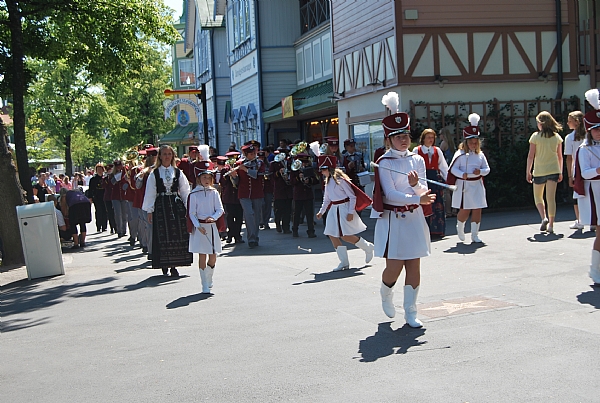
[{"xmin": 16, "ymin": 202, "xmax": 65, "ymax": 280}]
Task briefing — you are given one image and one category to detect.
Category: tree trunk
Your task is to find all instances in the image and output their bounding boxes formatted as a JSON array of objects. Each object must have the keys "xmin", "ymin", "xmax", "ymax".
[
  {"xmin": 65, "ymin": 132, "xmax": 72, "ymax": 176},
  {"xmin": 0, "ymin": 120, "xmax": 26, "ymax": 266},
  {"xmin": 7, "ymin": 0, "xmax": 34, "ymax": 204}
]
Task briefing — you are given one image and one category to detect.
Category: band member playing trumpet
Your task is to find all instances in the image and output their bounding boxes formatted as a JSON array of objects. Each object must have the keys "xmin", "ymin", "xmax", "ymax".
[
  {"xmin": 372, "ymin": 92, "xmax": 435, "ymax": 328},
  {"xmin": 229, "ymin": 142, "xmax": 265, "ymax": 248},
  {"xmin": 290, "ymin": 153, "xmax": 318, "ymax": 238},
  {"xmin": 316, "ymin": 155, "xmax": 374, "ymax": 271}
]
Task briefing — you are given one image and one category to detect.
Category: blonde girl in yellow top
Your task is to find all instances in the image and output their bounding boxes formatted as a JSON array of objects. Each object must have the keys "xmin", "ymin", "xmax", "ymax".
[{"xmin": 526, "ymin": 111, "xmax": 564, "ymax": 233}]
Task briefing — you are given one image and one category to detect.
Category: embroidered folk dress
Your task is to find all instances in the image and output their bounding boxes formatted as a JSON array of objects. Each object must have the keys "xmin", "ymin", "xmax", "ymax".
[
  {"xmin": 188, "ymin": 185, "xmax": 224, "ymax": 254},
  {"xmin": 413, "ymin": 145, "xmax": 449, "ymax": 235},
  {"xmin": 142, "ymin": 166, "xmax": 192, "ymax": 269},
  {"xmin": 450, "ymin": 150, "xmax": 490, "ymax": 209},
  {"xmin": 318, "ymin": 177, "xmax": 367, "ymax": 237},
  {"xmin": 372, "ymin": 149, "xmax": 431, "ymax": 260}
]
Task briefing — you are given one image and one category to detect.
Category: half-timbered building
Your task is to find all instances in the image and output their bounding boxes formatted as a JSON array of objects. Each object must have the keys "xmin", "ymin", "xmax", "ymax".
[{"xmin": 332, "ymin": 0, "xmax": 596, "ymax": 164}]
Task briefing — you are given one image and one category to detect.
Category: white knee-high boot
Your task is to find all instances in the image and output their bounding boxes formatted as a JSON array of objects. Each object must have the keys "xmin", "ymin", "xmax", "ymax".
[
  {"xmin": 380, "ymin": 282, "xmax": 396, "ymax": 318},
  {"xmin": 199, "ymin": 268, "xmax": 210, "ymax": 294},
  {"xmin": 206, "ymin": 265, "xmax": 215, "ymax": 289},
  {"xmin": 355, "ymin": 238, "xmax": 374, "ymax": 263},
  {"xmin": 333, "ymin": 246, "xmax": 350, "ymax": 271},
  {"xmin": 457, "ymin": 220, "xmax": 466, "ymax": 242},
  {"xmin": 590, "ymin": 250, "xmax": 600, "ymax": 284},
  {"xmin": 403, "ymin": 285, "xmax": 423, "ymax": 328},
  {"xmin": 471, "ymin": 222, "xmax": 482, "ymax": 243}
]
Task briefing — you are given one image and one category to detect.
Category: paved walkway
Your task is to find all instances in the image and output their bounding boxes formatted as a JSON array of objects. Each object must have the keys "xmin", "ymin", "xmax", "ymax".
[{"xmin": 2, "ymin": 206, "xmax": 599, "ymax": 402}]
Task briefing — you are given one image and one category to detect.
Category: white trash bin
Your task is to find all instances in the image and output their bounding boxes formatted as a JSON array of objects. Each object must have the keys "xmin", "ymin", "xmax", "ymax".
[{"xmin": 16, "ymin": 202, "xmax": 65, "ymax": 280}]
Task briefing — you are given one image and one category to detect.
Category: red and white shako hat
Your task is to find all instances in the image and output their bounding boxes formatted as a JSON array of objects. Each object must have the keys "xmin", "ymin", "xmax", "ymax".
[
  {"xmin": 584, "ymin": 89, "xmax": 600, "ymax": 131},
  {"xmin": 381, "ymin": 92, "xmax": 410, "ymax": 137},
  {"xmin": 317, "ymin": 155, "xmax": 337, "ymax": 170},
  {"xmin": 463, "ymin": 113, "xmax": 481, "ymax": 139},
  {"xmin": 194, "ymin": 160, "xmax": 216, "ymax": 177}
]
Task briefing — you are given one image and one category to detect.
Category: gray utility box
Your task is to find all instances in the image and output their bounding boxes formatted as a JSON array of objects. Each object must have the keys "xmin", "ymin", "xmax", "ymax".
[{"xmin": 16, "ymin": 202, "xmax": 65, "ymax": 280}]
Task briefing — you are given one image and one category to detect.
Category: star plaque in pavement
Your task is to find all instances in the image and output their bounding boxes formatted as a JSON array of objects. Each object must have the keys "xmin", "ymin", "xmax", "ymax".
[{"xmin": 417, "ymin": 296, "xmax": 516, "ymax": 319}]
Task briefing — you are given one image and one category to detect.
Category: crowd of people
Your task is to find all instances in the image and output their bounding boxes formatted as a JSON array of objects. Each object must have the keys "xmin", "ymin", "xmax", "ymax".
[{"xmin": 35, "ymin": 88, "xmax": 600, "ymax": 329}]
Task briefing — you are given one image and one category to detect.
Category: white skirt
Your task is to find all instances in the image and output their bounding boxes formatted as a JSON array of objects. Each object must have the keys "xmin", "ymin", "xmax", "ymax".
[
  {"xmin": 578, "ymin": 180, "xmax": 600, "ymax": 226},
  {"xmin": 374, "ymin": 208, "xmax": 430, "ymax": 260},
  {"xmin": 189, "ymin": 223, "xmax": 222, "ymax": 254},
  {"xmin": 323, "ymin": 202, "xmax": 367, "ymax": 237},
  {"xmin": 452, "ymin": 178, "xmax": 487, "ymax": 209}
]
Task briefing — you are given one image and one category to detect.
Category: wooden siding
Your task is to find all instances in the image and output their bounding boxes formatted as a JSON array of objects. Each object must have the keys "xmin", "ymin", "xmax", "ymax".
[
  {"xmin": 331, "ymin": 0, "xmax": 395, "ymax": 54},
  {"xmin": 231, "ymin": 77, "xmax": 259, "ymax": 113},
  {"xmin": 213, "ymin": 29, "xmax": 230, "ymax": 78},
  {"xmin": 262, "ymin": 73, "xmax": 298, "ymax": 111},
  {"xmin": 258, "ymin": 0, "xmax": 300, "ymax": 47},
  {"xmin": 400, "ymin": 0, "xmax": 569, "ymax": 27}
]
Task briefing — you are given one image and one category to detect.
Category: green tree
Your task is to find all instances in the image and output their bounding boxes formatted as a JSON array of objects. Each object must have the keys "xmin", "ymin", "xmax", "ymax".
[{"xmin": 0, "ymin": 0, "xmax": 177, "ymax": 265}]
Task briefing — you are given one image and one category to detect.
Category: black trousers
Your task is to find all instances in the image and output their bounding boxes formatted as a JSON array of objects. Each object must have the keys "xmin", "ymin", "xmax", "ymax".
[
  {"xmin": 225, "ymin": 203, "xmax": 243, "ymax": 239},
  {"xmin": 104, "ymin": 199, "xmax": 116, "ymax": 231},
  {"xmin": 293, "ymin": 199, "xmax": 315, "ymax": 234},
  {"xmin": 274, "ymin": 198, "xmax": 292, "ymax": 231},
  {"xmin": 93, "ymin": 198, "xmax": 107, "ymax": 230}
]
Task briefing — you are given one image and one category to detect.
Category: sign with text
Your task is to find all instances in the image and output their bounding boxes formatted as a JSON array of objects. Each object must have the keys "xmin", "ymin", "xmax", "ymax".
[{"xmin": 231, "ymin": 50, "xmax": 258, "ymax": 86}]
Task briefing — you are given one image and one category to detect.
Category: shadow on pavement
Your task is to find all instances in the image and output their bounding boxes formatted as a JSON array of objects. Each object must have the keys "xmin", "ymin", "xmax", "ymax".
[
  {"xmin": 293, "ymin": 266, "xmax": 367, "ymax": 285},
  {"xmin": 576, "ymin": 285, "xmax": 600, "ymax": 309},
  {"xmin": 443, "ymin": 242, "xmax": 486, "ymax": 254},
  {"xmin": 526, "ymin": 233, "xmax": 565, "ymax": 242},
  {"xmin": 0, "ymin": 317, "xmax": 50, "ymax": 332},
  {"xmin": 166, "ymin": 293, "xmax": 212, "ymax": 309},
  {"xmin": 355, "ymin": 322, "xmax": 428, "ymax": 362},
  {"xmin": 567, "ymin": 230, "xmax": 597, "ymax": 240}
]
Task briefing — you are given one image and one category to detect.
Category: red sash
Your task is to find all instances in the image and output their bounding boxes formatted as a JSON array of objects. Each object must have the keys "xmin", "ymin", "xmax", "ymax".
[{"xmin": 186, "ymin": 192, "xmax": 226, "ymax": 234}]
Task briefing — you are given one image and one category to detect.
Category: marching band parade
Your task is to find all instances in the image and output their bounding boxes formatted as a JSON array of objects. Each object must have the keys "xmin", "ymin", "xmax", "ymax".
[{"xmin": 35, "ymin": 90, "xmax": 599, "ymax": 330}]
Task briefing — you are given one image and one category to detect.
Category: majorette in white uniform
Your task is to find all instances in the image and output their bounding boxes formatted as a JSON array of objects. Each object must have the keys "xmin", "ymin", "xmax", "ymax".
[
  {"xmin": 315, "ymin": 153, "xmax": 373, "ymax": 271},
  {"xmin": 450, "ymin": 149, "xmax": 490, "ymax": 209},
  {"xmin": 575, "ymin": 88, "xmax": 600, "ymax": 285},
  {"xmin": 373, "ymin": 91, "xmax": 434, "ymax": 329},
  {"xmin": 188, "ymin": 184, "xmax": 224, "ymax": 255},
  {"xmin": 372, "ymin": 148, "xmax": 431, "ymax": 260}
]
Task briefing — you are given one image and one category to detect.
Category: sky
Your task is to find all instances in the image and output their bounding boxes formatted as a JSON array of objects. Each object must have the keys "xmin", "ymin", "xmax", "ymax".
[{"xmin": 163, "ymin": 0, "xmax": 184, "ymax": 20}]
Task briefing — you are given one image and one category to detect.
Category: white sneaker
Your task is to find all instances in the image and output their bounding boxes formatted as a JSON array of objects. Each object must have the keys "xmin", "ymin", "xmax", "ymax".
[
  {"xmin": 540, "ymin": 218, "xmax": 549, "ymax": 232},
  {"xmin": 569, "ymin": 221, "xmax": 584, "ymax": 230}
]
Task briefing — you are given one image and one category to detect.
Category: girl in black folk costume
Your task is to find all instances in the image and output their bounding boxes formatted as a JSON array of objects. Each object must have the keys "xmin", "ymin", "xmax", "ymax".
[
  {"xmin": 413, "ymin": 128, "xmax": 449, "ymax": 237},
  {"xmin": 142, "ymin": 145, "xmax": 192, "ymax": 277},
  {"xmin": 316, "ymin": 155, "xmax": 374, "ymax": 271},
  {"xmin": 188, "ymin": 161, "xmax": 224, "ymax": 294}
]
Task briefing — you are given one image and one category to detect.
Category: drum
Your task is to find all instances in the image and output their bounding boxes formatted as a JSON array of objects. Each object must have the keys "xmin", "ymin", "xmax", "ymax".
[{"xmin": 357, "ymin": 171, "xmax": 371, "ymax": 186}]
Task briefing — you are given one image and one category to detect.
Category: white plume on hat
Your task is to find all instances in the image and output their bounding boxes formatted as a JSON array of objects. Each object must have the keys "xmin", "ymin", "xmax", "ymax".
[
  {"xmin": 468, "ymin": 113, "xmax": 480, "ymax": 127},
  {"xmin": 309, "ymin": 141, "xmax": 321, "ymax": 157},
  {"xmin": 585, "ymin": 89, "xmax": 600, "ymax": 110},
  {"xmin": 198, "ymin": 144, "xmax": 210, "ymax": 161},
  {"xmin": 381, "ymin": 92, "xmax": 400, "ymax": 114}
]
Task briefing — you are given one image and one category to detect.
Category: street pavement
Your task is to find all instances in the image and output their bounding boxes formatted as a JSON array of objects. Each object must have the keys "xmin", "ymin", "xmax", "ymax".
[{"xmin": 1, "ymin": 206, "xmax": 600, "ymax": 402}]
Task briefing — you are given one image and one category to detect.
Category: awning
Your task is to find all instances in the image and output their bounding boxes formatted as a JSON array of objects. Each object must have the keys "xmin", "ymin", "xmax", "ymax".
[
  {"xmin": 159, "ymin": 123, "xmax": 199, "ymax": 144},
  {"xmin": 263, "ymin": 79, "xmax": 334, "ymax": 123}
]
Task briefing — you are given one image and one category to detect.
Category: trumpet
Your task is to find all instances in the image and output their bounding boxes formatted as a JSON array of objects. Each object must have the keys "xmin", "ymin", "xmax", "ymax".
[
  {"xmin": 290, "ymin": 141, "xmax": 307, "ymax": 156},
  {"xmin": 223, "ymin": 157, "xmax": 258, "ymax": 177}
]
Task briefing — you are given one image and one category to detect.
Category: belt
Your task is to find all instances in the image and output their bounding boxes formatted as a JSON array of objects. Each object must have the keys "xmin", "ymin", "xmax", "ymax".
[
  {"xmin": 463, "ymin": 176, "xmax": 481, "ymax": 181},
  {"xmin": 383, "ymin": 203, "xmax": 420, "ymax": 214},
  {"xmin": 331, "ymin": 197, "xmax": 349, "ymax": 205},
  {"xmin": 198, "ymin": 219, "xmax": 215, "ymax": 223},
  {"xmin": 158, "ymin": 191, "xmax": 175, "ymax": 196}
]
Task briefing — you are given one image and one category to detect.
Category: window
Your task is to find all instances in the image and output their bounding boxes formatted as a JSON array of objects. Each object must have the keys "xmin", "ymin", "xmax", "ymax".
[
  {"xmin": 300, "ymin": 0, "xmax": 330, "ymax": 35},
  {"xmin": 304, "ymin": 45, "xmax": 313, "ymax": 82},
  {"xmin": 197, "ymin": 30, "xmax": 210, "ymax": 76},
  {"xmin": 313, "ymin": 39, "xmax": 322, "ymax": 79},
  {"xmin": 179, "ymin": 59, "xmax": 195, "ymax": 86},
  {"xmin": 296, "ymin": 48, "xmax": 305, "ymax": 85},
  {"xmin": 351, "ymin": 122, "xmax": 384, "ymax": 170},
  {"xmin": 232, "ymin": 0, "xmax": 251, "ymax": 49},
  {"xmin": 322, "ymin": 33, "xmax": 332, "ymax": 75}
]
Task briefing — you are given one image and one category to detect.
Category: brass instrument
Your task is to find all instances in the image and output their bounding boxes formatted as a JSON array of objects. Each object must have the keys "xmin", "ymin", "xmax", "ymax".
[
  {"xmin": 290, "ymin": 141, "xmax": 307, "ymax": 156},
  {"xmin": 223, "ymin": 157, "xmax": 258, "ymax": 177},
  {"xmin": 274, "ymin": 153, "xmax": 286, "ymax": 162},
  {"xmin": 319, "ymin": 142, "xmax": 329, "ymax": 155},
  {"xmin": 290, "ymin": 159, "xmax": 303, "ymax": 171}
]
